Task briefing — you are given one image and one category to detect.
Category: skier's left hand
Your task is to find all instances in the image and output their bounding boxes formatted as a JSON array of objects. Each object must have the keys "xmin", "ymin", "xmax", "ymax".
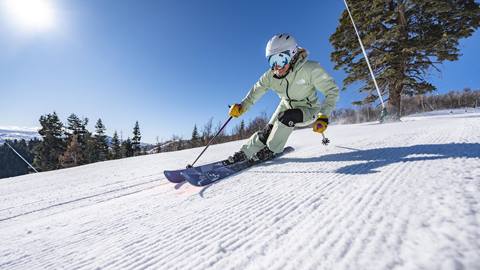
[{"xmin": 313, "ymin": 114, "xmax": 329, "ymax": 133}]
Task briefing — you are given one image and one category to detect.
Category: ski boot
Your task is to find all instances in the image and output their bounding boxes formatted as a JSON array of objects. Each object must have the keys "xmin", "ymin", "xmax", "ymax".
[
  {"xmin": 223, "ymin": 150, "xmax": 248, "ymax": 165},
  {"xmin": 254, "ymin": 146, "xmax": 275, "ymax": 161}
]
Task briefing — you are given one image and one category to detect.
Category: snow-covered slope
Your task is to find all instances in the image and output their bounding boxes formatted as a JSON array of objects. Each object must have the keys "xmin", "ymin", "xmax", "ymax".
[{"xmin": 1, "ymin": 112, "xmax": 479, "ymax": 270}]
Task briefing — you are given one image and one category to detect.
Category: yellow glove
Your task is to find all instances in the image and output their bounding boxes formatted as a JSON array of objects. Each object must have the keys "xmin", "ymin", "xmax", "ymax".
[
  {"xmin": 229, "ymin": 103, "xmax": 244, "ymax": 118},
  {"xmin": 313, "ymin": 114, "xmax": 329, "ymax": 133}
]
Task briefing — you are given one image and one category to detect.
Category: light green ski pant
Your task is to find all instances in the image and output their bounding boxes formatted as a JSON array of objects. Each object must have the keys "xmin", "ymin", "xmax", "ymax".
[{"xmin": 240, "ymin": 101, "xmax": 321, "ymax": 159}]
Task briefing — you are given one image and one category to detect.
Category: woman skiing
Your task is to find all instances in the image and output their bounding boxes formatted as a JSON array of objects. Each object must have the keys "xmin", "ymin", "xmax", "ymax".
[{"xmin": 226, "ymin": 33, "xmax": 340, "ymax": 164}]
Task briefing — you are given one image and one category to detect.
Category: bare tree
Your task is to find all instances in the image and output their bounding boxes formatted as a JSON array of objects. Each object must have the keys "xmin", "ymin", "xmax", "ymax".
[{"xmin": 201, "ymin": 118, "xmax": 213, "ymax": 145}]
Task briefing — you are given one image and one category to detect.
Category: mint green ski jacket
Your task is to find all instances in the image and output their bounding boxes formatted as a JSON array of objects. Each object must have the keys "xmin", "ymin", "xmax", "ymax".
[{"xmin": 240, "ymin": 50, "xmax": 339, "ymax": 119}]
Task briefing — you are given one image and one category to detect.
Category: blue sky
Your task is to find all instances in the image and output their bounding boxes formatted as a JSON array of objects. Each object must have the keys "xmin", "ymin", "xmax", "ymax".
[{"xmin": 0, "ymin": 0, "xmax": 479, "ymax": 143}]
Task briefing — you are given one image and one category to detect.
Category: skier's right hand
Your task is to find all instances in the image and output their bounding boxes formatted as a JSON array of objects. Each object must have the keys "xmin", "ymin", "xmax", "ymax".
[{"xmin": 229, "ymin": 104, "xmax": 244, "ymax": 118}]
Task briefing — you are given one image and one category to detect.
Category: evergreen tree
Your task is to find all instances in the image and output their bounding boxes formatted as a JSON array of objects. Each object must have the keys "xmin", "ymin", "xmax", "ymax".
[
  {"xmin": 34, "ymin": 112, "xmax": 66, "ymax": 171},
  {"xmin": 28, "ymin": 138, "xmax": 41, "ymax": 157},
  {"xmin": 59, "ymin": 135, "xmax": 83, "ymax": 167},
  {"xmin": 84, "ymin": 133, "xmax": 97, "ymax": 163},
  {"xmin": 191, "ymin": 124, "xmax": 200, "ymax": 147},
  {"xmin": 237, "ymin": 120, "xmax": 246, "ymax": 139},
  {"xmin": 122, "ymin": 137, "xmax": 134, "ymax": 157},
  {"xmin": 132, "ymin": 121, "xmax": 141, "ymax": 156},
  {"xmin": 330, "ymin": 0, "xmax": 480, "ymax": 118},
  {"xmin": 111, "ymin": 131, "xmax": 122, "ymax": 159},
  {"xmin": 0, "ymin": 140, "xmax": 35, "ymax": 178},
  {"xmin": 94, "ymin": 118, "xmax": 109, "ymax": 161},
  {"xmin": 66, "ymin": 114, "xmax": 89, "ymax": 139},
  {"xmin": 65, "ymin": 113, "xmax": 90, "ymax": 164}
]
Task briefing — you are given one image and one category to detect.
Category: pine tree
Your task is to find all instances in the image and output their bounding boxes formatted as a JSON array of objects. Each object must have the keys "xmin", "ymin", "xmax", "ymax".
[
  {"xmin": 94, "ymin": 118, "xmax": 109, "ymax": 161},
  {"xmin": 110, "ymin": 131, "xmax": 122, "ymax": 159},
  {"xmin": 191, "ymin": 124, "xmax": 200, "ymax": 147},
  {"xmin": 0, "ymin": 139, "xmax": 35, "ymax": 178},
  {"xmin": 330, "ymin": 0, "xmax": 480, "ymax": 118},
  {"xmin": 132, "ymin": 121, "xmax": 141, "ymax": 156},
  {"xmin": 122, "ymin": 137, "xmax": 134, "ymax": 158},
  {"xmin": 0, "ymin": 143, "xmax": 13, "ymax": 178},
  {"xmin": 84, "ymin": 133, "xmax": 97, "ymax": 163},
  {"xmin": 34, "ymin": 112, "xmax": 66, "ymax": 171},
  {"xmin": 65, "ymin": 113, "xmax": 90, "ymax": 164},
  {"xmin": 28, "ymin": 138, "xmax": 41, "ymax": 159},
  {"xmin": 66, "ymin": 114, "xmax": 89, "ymax": 139},
  {"xmin": 66, "ymin": 114, "xmax": 80, "ymax": 134},
  {"xmin": 59, "ymin": 135, "xmax": 83, "ymax": 167}
]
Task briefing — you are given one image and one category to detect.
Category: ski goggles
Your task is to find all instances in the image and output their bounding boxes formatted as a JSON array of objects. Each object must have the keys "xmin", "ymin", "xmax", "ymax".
[{"xmin": 267, "ymin": 50, "xmax": 292, "ymax": 69}]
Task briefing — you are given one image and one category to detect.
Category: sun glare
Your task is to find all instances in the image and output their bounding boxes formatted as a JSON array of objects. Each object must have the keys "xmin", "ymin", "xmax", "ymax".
[{"xmin": 2, "ymin": 0, "xmax": 56, "ymax": 32}]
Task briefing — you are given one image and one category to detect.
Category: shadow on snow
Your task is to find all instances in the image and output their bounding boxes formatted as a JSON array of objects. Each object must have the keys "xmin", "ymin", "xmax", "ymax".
[{"xmin": 265, "ymin": 143, "xmax": 480, "ymax": 175}]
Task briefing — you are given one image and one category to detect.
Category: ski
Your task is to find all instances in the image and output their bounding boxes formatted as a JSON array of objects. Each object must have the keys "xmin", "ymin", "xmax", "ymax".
[
  {"xmin": 164, "ymin": 160, "xmax": 226, "ymax": 183},
  {"xmin": 181, "ymin": 146, "xmax": 294, "ymax": 186}
]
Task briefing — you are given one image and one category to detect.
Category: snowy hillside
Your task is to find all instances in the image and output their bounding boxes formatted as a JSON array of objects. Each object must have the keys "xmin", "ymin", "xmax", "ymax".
[
  {"xmin": 0, "ymin": 127, "xmax": 40, "ymax": 144},
  {"xmin": 1, "ymin": 112, "xmax": 479, "ymax": 270}
]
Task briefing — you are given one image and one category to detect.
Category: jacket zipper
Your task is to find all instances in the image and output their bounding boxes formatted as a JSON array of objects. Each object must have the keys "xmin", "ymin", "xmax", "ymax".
[{"xmin": 285, "ymin": 78, "xmax": 292, "ymax": 108}]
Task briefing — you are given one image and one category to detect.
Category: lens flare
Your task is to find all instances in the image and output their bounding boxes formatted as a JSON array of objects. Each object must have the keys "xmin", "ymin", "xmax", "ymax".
[{"xmin": 2, "ymin": 0, "xmax": 56, "ymax": 32}]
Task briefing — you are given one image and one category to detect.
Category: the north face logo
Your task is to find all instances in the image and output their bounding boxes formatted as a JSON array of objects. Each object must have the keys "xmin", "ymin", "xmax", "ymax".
[{"xmin": 295, "ymin": 79, "xmax": 306, "ymax": 85}]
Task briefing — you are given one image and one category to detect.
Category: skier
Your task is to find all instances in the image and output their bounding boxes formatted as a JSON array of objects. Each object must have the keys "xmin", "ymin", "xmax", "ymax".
[{"xmin": 226, "ymin": 33, "xmax": 340, "ymax": 164}]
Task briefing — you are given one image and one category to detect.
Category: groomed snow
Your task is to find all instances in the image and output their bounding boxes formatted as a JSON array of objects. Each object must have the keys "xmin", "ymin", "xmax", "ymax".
[{"xmin": 1, "ymin": 111, "xmax": 479, "ymax": 270}]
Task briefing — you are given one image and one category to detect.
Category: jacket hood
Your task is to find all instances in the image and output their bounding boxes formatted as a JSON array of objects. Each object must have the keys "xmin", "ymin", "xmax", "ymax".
[{"xmin": 291, "ymin": 48, "xmax": 308, "ymax": 71}]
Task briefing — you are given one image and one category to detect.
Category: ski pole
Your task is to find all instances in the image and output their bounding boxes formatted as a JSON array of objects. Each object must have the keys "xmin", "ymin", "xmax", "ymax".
[
  {"xmin": 5, "ymin": 142, "xmax": 39, "ymax": 173},
  {"xmin": 186, "ymin": 116, "xmax": 233, "ymax": 168}
]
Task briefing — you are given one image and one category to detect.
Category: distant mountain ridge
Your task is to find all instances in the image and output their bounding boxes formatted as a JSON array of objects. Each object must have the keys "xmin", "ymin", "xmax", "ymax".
[{"xmin": 0, "ymin": 127, "xmax": 41, "ymax": 144}]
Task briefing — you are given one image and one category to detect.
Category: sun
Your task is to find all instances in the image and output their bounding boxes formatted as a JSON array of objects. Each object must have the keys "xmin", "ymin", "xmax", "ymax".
[{"xmin": 2, "ymin": 0, "xmax": 56, "ymax": 32}]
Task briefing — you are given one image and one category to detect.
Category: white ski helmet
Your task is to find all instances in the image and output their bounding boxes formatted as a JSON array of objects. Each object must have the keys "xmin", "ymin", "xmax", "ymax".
[{"xmin": 265, "ymin": 33, "xmax": 299, "ymax": 58}]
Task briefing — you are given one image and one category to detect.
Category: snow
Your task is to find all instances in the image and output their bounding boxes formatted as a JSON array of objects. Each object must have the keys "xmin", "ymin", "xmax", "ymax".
[
  {"xmin": 0, "ymin": 126, "xmax": 39, "ymax": 133},
  {"xmin": 0, "ymin": 127, "xmax": 40, "ymax": 144},
  {"xmin": 1, "ymin": 112, "xmax": 479, "ymax": 270},
  {"xmin": 403, "ymin": 107, "xmax": 480, "ymax": 118}
]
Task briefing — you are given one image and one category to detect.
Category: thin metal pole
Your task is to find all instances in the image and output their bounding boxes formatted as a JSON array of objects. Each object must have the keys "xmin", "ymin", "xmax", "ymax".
[
  {"xmin": 343, "ymin": 0, "xmax": 386, "ymax": 110},
  {"xmin": 5, "ymin": 142, "xmax": 39, "ymax": 173},
  {"xmin": 187, "ymin": 116, "xmax": 233, "ymax": 168}
]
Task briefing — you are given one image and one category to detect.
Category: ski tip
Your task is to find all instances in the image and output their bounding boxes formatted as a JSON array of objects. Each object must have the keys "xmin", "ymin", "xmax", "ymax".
[{"xmin": 164, "ymin": 170, "xmax": 186, "ymax": 183}]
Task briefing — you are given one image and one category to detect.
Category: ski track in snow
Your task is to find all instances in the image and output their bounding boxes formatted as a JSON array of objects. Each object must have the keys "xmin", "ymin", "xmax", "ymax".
[{"xmin": 1, "ymin": 112, "xmax": 480, "ymax": 270}]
